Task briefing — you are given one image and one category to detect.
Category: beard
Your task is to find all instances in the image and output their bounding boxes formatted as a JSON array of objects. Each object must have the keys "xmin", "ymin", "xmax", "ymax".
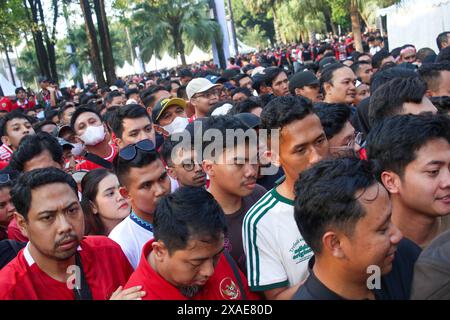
[{"xmin": 178, "ymin": 285, "xmax": 203, "ymax": 298}]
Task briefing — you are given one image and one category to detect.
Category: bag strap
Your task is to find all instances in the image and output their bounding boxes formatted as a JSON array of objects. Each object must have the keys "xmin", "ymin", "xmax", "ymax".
[
  {"xmin": 84, "ymin": 152, "xmax": 113, "ymax": 170},
  {"xmin": 223, "ymin": 251, "xmax": 247, "ymax": 300},
  {"xmin": 73, "ymin": 252, "xmax": 93, "ymax": 300}
]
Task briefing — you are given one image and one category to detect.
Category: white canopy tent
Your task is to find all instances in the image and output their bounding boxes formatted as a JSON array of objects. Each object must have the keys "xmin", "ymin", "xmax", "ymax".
[
  {"xmin": 378, "ymin": 0, "xmax": 450, "ymax": 52},
  {"xmin": 0, "ymin": 73, "xmax": 17, "ymax": 96}
]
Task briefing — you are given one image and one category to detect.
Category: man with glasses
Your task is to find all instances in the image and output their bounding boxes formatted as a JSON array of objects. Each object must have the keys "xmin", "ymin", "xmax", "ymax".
[
  {"xmin": 160, "ymin": 138, "xmax": 206, "ymax": 188},
  {"xmin": 314, "ymin": 103, "xmax": 363, "ymax": 157},
  {"xmin": 186, "ymin": 78, "xmax": 220, "ymax": 122},
  {"xmin": 109, "ymin": 139, "xmax": 171, "ymax": 269}
]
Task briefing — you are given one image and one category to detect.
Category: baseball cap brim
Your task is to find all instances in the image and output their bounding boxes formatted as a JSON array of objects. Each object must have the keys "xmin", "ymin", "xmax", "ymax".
[{"xmin": 153, "ymin": 97, "xmax": 187, "ymax": 122}]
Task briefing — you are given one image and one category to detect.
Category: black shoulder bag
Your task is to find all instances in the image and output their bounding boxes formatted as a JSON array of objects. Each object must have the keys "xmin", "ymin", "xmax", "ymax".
[
  {"xmin": 223, "ymin": 251, "xmax": 247, "ymax": 300},
  {"xmin": 73, "ymin": 252, "xmax": 93, "ymax": 300}
]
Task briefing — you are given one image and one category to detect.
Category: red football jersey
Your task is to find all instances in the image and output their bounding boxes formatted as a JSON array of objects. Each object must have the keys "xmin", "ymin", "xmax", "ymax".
[
  {"xmin": 75, "ymin": 144, "xmax": 117, "ymax": 171},
  {"xmin": 125, "ymin": 239, "xmax": 260, "ymax": 300},
  {"xmin": 0, "ymin": 236, "xmax": 133, "ymax": 300}
]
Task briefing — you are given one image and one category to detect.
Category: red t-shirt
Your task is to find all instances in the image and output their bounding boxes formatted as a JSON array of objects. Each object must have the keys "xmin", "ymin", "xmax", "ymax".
[
  {"xmin": 0, "ymin": 236, "xmax": 133, "ymax": 300},
  {"xmin": 12, "ymin": 99, "xmax": 35, "ymax": 111},
  {"xmin": 75, "ymin": 144, "xmax": 117, "ymax": 171},
  {"xmin": 7, "ymin": 217, "xmax": 28, "ymax": 242},
  {"xmin": 125, "ymin": 239, "xmax": 260, "ymax": 300}
]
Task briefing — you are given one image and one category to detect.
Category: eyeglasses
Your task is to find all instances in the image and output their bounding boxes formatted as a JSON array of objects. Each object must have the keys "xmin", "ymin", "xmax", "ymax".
[
  {"xmin": 0, "ymin": 174, "xmax": 11, "ymax": 184},
  {"xmin": 119, "ymin": 139, "xmax": 155, "ymax": 161},
  {"xmin": 330, "ymin": 131, "xmax": 364, "ymax": 150},
  {"xmin": 194, "ymin": 90, "xmax": 219, "ymax": 99}
]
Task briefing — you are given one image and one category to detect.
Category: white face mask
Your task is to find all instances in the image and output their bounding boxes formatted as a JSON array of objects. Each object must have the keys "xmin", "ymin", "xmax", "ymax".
[
  {"xmin": 162, "ymin": 116, "xmax": 189, "ymax": 135},
  {"xmin": 79, "ymin": 125, "xmax": 106, "ymax": 146},
  {"xmin": 71, "ymin": 142, "xmax": 85, "ymax": 156}
]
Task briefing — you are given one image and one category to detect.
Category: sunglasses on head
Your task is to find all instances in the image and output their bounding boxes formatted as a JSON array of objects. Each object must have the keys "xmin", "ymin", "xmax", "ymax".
[{"xmin": 118, "ymin": 139, "xmax": 156, "ymax": 161}]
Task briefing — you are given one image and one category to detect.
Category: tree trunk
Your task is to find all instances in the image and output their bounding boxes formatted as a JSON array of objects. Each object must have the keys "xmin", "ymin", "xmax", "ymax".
[
  {"xmin": 3, "ymin": 43, "xmax": 16, "ymax": 86},
  {"xmin": 171, "ymin": 25, "xmax": 187, "ymax": 67},
  {"xmin": 93, "ymin": 0, "xmax": 116, "ymax": 85},
  {"xmin": 63, "ymin": 1, "xmax": 83, "ymax": 87},
  {"xmin": 80, "ymin": 0, "xmax": 106, "ymax": 87},
  {"xmin": 37, "ymin": 0, "xmax": 58, "ymax": 82},
  {"xmin": 26, "ymin": 0, "xmax": 51, "ymax": 79},
  {"xmin": 125, "ymin": 26, "xmax": 136, "ymax": 64},
  {"xmin": 271, "ymin": 6, "xmax": 282, "ymax": 45},
  {"xmin": 350, "ymin": 0, "xmax": 363, "ymax": 52},
  {"xmin": 323, "ymin": 5, "xmax": 337, "ymax": 35},
  {"xmin": 226, "ymin": 0, "xmax": 239, "ymax": 55}
]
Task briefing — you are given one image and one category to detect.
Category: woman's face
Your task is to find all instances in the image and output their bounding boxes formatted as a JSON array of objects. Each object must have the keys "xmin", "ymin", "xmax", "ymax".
[{"xmin": 94, "ymin": 174, "xmax": 130, "ymax": 223}]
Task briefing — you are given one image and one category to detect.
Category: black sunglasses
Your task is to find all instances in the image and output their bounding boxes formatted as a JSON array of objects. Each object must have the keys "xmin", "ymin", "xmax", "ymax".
[
  {"xmin": 0, "ymin": 174, "xmax": 11, "ymax": 184},
  {"xmin": 119, "ymin": 139, "xmax": 156, "ymax": 161}
]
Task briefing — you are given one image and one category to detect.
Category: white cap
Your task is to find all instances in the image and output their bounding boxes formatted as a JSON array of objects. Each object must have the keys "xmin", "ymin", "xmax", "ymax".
[
  {"xmin": 186, "ymin": 78, "xmax": 220, "ymax": 100},
  {"xmin": 250, "ymin": 66, "xmax": 265, "ymax": 77},
  {"xmin": 109, "ymin": 85, "xmax": 119, "ymax": 91}
]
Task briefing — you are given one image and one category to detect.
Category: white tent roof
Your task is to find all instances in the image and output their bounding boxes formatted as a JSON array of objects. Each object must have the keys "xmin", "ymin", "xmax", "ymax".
[{"xmin": 0, "ymin": 73, "xmax": 16, "ymax": 96}]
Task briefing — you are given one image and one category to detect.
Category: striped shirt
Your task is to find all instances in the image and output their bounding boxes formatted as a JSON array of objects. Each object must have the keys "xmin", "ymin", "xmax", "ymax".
[{"xmin": 242, "ymin": 188, "xmax": 313, "ymax": 291}]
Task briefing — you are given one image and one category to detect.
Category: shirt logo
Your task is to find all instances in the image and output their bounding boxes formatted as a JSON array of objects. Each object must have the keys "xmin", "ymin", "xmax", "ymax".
[
  {"xmin": 289, "ymin": 238, "xmax": 313, "ymax": 264},
  {"xmin": 219, "ymin": 277, "xmax": 240, "ymax": 300}
]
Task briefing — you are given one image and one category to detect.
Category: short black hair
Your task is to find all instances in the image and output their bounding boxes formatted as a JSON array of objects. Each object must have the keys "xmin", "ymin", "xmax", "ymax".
[
  {"xmin": 104, "ymin": 91, "xmax": 122, "ymax": 105},
  {"xmin": 11, "ymin": 167, "xmax": 78, "ymax": 219},
  {"xmin": 9, "ymin": 132, "xmax": 63, "ymax": 172},
  {"xmin": 153, "ymin": 186, "xmax": 227, "ymax": 255},
  {"xmin": 70, "ymin": 106, "xmax": 102, "ymax": 133},
  {"xmin": 369, "ymin": 77, "xmax": 427, "ymax": 126},
  {"xmin": 260, "ymin": 96, "xmax": 313, "ymax": 134},
  {"xmin": 430, "ymin": 96, "xmax": 450, "ymax": 114},
  {"xmin": 436, "ymin": 31, "xmax": 450, "ymax": 51},
  {"xmin": 229, "ymin": 97, "xmax": 262, "ymax": 115},
  {"xmin": 141, "ymin": 85, "xmax": 167, "ymax": 108},
  {"xmin": 418, "ymin": 63, "xmax": 450, "ymax": 92},
  {"xmin": 313, "ymin": 103, "xmax": 352, "ymax": 139},
  {"xmin": 33, "ymin": 120, "xmax": 57, "ymax": 134},
  {"xmin": 231, "ymin": 87, "xmax": 252, "ymax": 98},
  {"xmin": 366, "ymin": 113, "xmax": 450, "ymax": 178},
  {"xmin": 0, "ymin": 111, "xmax": 32, "ymax": 137},
  {"xmin": 294, "ymin": 157, "xmax": 379, "ymax": 253},
  {"xmin": 319, "ymin": 63, "xmax": 347, "ymax": 95},
  {"xmin": 201, "ymin": 114, "xmax": 250, "ymax": 159},
  {"xmin": 233, "ymin": 74, "xmax": 252, "ymax": 87},
  {"xmin": 109, "ymin": 104, "xmax": 152, "ymax": 139},
  {"xmin": 436, "ymin": 46, "xmax": 450, "ymax": 63},
  {"xmin": 15, "ymin": 87, "xmax": 26, "ymax": 95},
  {"xmin": 263, "ymin": 67, "xmax": 286, "ymax": 87},
  {"xmin": 351, "ymin": 61, "xmax": 371, "ymax": 74},
  {"xmin": 416, "ymin": 48, "xmax": 437, "ymax": 63},
  {"xmin": 114, "ymin": 147, "xmax": 160, "ymax": 187},
  {"xmin": 370, "ymin": 66, "xmax": 418, "ymax": 93},
  {"xmin": 160, "ymin": 137, "xmax": 180, "ymax": 167},
  {"xmin": 44, "ymin": 109, "xmax": 58, "ymax": 122},
  {"xmin": 58, "ymin": 103, "xmax": 76, "ymax": 120},
  {"xmin": 372, "ymin": 49, "xmax": 391, "ymax": 69}
]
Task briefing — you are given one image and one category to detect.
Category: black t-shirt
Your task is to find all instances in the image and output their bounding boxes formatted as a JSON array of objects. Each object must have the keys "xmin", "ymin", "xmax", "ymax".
[
  {"xmin": 224, "ymin": 184, "xmax": 267, "ymax": 276},
  {"xmin": 257, "ymin": 166, "xmax": 285, "ymax": 191},
  {"xmin": 292, "ymin": 238, "xmax": 421, "ymax": 300},
  {"xmin": 0, "ymin": 240, "xmax": 26, "ymax": 270}
]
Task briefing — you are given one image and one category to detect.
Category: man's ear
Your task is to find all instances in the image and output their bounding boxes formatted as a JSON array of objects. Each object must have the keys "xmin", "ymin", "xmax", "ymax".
[
  {"xmin": 322, "ymin": 231, "xmax": 345, "ymax": 259},
  {"xmin": 119, "ymin": 186, "xmax": 130, "ymax": 200},
  {"xmin": 113, "ymin": 137, "xmax": 123, "ymax": 149},
  {"xmin": 381, "ymin": 171, "xmax": 401, "ymax": 194},
  {"xmin": 152, "ymin": 240, "xmax": 168, "ymax": 262},
  {"xmin": 323, "ymin": 82, "xmax": 333, "ymax": 96},
  {"xmin": 15, "ymin": 212, "xmax": 29, "ymax": 239},
  {"xmin": 202, "ymin": 159, "xmax": 214, "ymax": 177},
  {"xmin": 294, "ymin": 88, "xmax": 303, "ymax": 96},
  {"xmin": 166, "ymin": 167, "xmax": 177, "ymax": 180},
  {"xmin": 425, "ymin": 89, "xmax": 434, "ymax": 98},
  {"xmin": 1, "ymin": 136, "xmax": 10, "ymax": 147}
]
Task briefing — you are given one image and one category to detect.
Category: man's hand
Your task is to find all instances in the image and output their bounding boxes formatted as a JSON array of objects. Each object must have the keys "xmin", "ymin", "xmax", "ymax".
[{"xmin": 110, "ymin": 285, "xmax": 146, "ymax": 300}]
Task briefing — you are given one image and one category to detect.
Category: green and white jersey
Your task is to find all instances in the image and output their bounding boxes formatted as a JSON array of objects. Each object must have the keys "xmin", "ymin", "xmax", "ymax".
[{"xmin": 242, "ymin": 188, "xmax": 313, "ymax": 291}]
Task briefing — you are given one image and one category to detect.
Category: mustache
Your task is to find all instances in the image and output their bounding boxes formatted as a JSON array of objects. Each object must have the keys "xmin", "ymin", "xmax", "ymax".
[{"xmin": 55, "ymin": 233, "xmax": 78, "ymax": 247}]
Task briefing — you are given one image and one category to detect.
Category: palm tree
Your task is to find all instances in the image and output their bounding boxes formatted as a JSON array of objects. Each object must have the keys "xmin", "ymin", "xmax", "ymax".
[{"xmin": 131, "ymin": 0, "xmax": 222, "ymax": 66}]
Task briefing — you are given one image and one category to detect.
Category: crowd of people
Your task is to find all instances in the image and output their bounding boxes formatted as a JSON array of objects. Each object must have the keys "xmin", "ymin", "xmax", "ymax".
[{"xmin": 0, "ymin": 29, "xmax": 449, "ymax": 300}]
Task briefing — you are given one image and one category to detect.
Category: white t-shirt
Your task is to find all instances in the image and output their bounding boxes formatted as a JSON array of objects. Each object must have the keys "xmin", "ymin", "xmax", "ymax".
[
  {"xmin": 242, "ymin": 188, "xmax": 313, "ymax": 291},
  {"xmin": 108, "ymin": 211, "xmax": 154, "ymax": 269}
]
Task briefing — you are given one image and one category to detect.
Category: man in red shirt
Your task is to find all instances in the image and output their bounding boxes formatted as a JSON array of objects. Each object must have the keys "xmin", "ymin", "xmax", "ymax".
[
  {"xmin": 125, "ymin": 186, "xmax": 259, "ymax": 300},
  {"xmin": 0, "ymin": 167, "xmax": 144, "ymax": 300},
  {"xmin": 12, "ymin": 87, "xmax": 35, "ymax": 111},
  {"xmin": 70, "ymin": 107, "xmax": 117, "ymax": 171},
  {"xmin": 0, "ymin": 111, "xmax": 35, "ymax": 162}
]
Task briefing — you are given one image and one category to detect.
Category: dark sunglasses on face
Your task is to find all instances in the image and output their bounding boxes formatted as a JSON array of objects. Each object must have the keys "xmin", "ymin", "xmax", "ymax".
[{"xmin": 118, "ymin": 139, "xmax": 155, "ymax": 161}]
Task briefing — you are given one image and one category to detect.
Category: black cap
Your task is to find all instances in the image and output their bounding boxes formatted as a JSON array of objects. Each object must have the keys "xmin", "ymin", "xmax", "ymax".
[
  {"xmin": 289, "ymin": 71, "xmax": 319, "ymax": 93},
  {"xmin": 234, "ymin": 113, "xmax": 261, "ymax": 129},
  {"xmin": 319, "ymin": 57, "xmax": 337, "ymax": 71}
]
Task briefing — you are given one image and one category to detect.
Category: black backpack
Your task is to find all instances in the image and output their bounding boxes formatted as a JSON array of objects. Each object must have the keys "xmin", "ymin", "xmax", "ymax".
[{"xmin": 0, "ymin": 240, "xmax": 26, "ymax": 269}]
